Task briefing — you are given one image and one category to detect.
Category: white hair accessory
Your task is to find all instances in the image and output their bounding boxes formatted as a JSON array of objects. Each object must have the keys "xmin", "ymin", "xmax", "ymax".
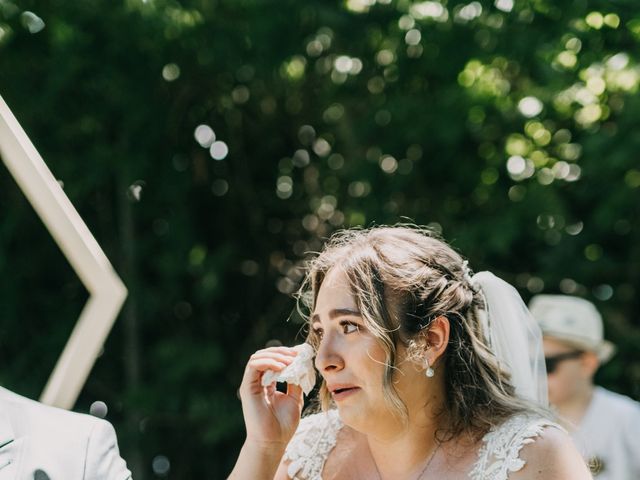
[{"xmin": 461, "ymin": 260, "xmax": 474, "ymax": 284}]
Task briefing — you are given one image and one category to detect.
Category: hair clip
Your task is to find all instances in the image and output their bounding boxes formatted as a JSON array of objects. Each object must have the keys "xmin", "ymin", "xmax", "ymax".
[{"xmin": 462, "ymin": 260, "xmax": 474, "ymax": 285}]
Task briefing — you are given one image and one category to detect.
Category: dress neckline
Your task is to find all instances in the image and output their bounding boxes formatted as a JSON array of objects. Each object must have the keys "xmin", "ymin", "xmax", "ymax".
[{"xmin": 284, "ymin": 409, "xmax": 560, "ymax": 480}]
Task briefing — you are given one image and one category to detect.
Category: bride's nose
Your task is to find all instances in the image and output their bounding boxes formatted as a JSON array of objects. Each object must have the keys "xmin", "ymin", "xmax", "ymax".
[{"xmin": 314, "ymin": 333, "xmax": 344, "ymax": 374}]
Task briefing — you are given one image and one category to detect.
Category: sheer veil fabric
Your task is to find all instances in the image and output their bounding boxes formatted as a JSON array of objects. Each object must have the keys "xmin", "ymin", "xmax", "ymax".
[{"xmin": 471, "ymin": 271, "xmax": 549, "ymax": 407}]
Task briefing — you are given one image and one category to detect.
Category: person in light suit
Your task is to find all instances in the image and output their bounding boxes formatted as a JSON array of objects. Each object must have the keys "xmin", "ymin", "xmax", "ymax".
[{"xmin": 0, "ymin": 386, "xmax": 131, "ymax": 480}]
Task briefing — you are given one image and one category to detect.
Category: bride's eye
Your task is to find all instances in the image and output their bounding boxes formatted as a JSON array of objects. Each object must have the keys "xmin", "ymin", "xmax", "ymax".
[
  {"xmin": 340, "ymin": 321, "xmax": 359, "ymax": 334},
  {"xmin": 311, "ymin": 326, "xmax": 324, "ymax": 339}
]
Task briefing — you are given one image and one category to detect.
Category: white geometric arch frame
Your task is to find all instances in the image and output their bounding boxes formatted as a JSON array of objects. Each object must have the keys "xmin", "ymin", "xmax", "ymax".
[{"xmin": 0, "ymin": 94, "xmax": 127, "ymax": 409}]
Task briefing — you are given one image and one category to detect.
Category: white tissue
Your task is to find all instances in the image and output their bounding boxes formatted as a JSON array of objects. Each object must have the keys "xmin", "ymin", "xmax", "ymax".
[{"xmin": 261, "ymin": 343, "xmax": 316, "ymax": 395}]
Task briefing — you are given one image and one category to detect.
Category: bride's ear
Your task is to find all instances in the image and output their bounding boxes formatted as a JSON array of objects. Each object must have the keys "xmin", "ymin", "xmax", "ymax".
[{"xmin": 421, "ymin": 316, "xmax": 450, "ymax": 367}]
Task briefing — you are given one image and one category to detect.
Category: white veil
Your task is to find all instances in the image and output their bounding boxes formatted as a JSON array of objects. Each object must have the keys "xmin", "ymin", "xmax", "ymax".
[{"xmin": 471, "ymin": 271, "xmax": 548, "ymax": 407}]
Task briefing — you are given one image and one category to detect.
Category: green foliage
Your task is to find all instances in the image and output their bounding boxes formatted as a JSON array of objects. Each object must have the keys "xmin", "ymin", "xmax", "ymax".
[{"xmin": 1, "ymin": 0, "xmax": 639, "ymax": 477}]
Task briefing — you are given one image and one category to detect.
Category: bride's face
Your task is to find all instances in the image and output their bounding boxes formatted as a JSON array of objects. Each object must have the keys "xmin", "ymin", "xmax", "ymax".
[{"xmin": 311, "ymin": 267, "xmax": 428, "ymax": 433}]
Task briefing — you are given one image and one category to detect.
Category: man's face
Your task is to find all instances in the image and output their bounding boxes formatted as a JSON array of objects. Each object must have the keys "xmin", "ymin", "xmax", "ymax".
[{"xmin": 543, "ymin": 337, "xmax": 594, "ymax": 406}]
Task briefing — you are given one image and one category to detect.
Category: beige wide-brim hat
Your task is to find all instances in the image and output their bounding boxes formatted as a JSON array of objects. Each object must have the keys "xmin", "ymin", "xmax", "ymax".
[{"xmin": 529, "ymin": 294, "xmax": 616, "ymax": 363}]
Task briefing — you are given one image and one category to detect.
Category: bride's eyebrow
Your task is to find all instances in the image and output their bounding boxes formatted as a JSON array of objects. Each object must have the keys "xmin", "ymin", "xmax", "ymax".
[{"xmin": 311, "ymin": 308, "xmax": 362, "ymax": 324}]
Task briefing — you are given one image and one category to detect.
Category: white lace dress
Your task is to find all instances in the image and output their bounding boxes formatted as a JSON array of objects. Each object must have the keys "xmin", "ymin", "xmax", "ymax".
[{"xmin": 283, "ymin": 409, "xmax": 561, "ymax": 480}]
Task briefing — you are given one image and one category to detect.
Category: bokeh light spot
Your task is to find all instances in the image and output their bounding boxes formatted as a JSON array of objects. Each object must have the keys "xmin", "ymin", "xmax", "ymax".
[
  {"xmin": 586, "ymin": 12, "xmax": 604, "ymax": 30},
  {"xmin": 507, "ymin": 156, "xmax": 526, "ymax": 176},
  {"xmin": 211, "ymin": 179, "xmax": 229, "ymax": 196},
  {"xmin": 209, "ymin": 141, "xmax": 229, "ymax": 160},
  {"xmin": 593, "ymin": 284, "xmax": 613, "ymax": 301},
  {"xmin": 560, "ymin": 278, "xmax": 579, "ymax": 294},
  {"xmin": 518, "ymin": 96, "xmax": 543, "ymax": 117},
  {"xmin": 152, "ymin": 455, "xmax": 171, "ymax": 477},
  {"xmin": 194, "ymin": 125, "xmax": 215, "ymax": 148},
  {"xmin": 312, "ymin": 138, "xmax": 331, "ymax": 157},
  {"xmin": 162, "ymin": 63, "xmax": 181, "ymax": 82},
  {"xmin": 327, "ymin": 153, "xmax": 344, "ymax": 170},
  {"xmin": 292, "ymin": 149, "xmax": 310, "ymax": 167},
  {"xmin": 494, "ymin": 0, "xmax": 513, "ymax": 13},
  {"xmin": 405, "ymin": 29, "xmax": 422, "ymax": 46},
  {"xmin": 526, "ymin": 277, "xmax": 544, "ymax": 293},
  {"xmin": 277, "ymin": 176, "xmax": 293, "ymax": 199},
  {"xmin": 297, "ymin": 125, "xmax": 316, "ymax": 145},
  {"xmin": 624, "ymin": 169, "xmax": 640, "ymax": 188},
  {"xmin": 565, "ymin": 222, "xmax": 583, "ymax": 236},
  {"xmin": 20, "ymin": 11, "xmax": 45, "ymax": 33},
  {"xmin": 508, "ymin": 185, "xmax": 526, "ymax": 202},
  {"xmin": 379, "ymin": 155, "xmax": 398, "ymax": 174},
  {"xmin": 584, "ymin": 244, "xmax": 603, "ymax": 261},
  {"xmin": 89, "ymin": 401, "xmax": 108, "ymax": 419}
]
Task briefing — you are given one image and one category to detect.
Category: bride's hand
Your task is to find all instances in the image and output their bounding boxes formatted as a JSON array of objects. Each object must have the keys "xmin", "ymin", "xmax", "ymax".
[{"xmin": 238, "ymin": 346, "xmax": 304, "ymax": 447}]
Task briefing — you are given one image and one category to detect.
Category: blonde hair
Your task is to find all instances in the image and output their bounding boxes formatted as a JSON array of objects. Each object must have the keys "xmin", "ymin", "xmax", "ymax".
[{"xmin": 297, "ymin": 225, "xmax": 546, "ymax": 440}]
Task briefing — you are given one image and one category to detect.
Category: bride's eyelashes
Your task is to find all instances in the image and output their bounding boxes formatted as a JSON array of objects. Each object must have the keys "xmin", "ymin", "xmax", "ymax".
[
  {"xmin": 339, "ymin": 320, "xmax": 360, "ymax": 334},
  {"xmin": 311, "ymin": 320, "xmax": 363, "ymax": 339}
]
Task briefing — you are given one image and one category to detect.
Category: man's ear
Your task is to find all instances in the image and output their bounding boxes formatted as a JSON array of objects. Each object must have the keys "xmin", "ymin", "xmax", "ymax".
[
  {"xmin": 422, "ymin": 316, "xmax": 450, "ymax": 367},
  {"xmin": 580, "ymin": 351, "xmax": 599, "ymax": 378}
]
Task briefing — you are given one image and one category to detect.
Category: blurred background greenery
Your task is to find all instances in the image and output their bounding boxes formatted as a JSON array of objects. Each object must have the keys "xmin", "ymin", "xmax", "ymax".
[{"xmin": 1, "ymin": 0, "xmax": 639, "ymax": 478}]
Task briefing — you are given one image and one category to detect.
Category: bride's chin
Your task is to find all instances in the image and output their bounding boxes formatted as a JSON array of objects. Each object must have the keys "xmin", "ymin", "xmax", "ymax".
[{"xmin": 335, "ymin": 405, "xmax": 374, "ymax": 431}]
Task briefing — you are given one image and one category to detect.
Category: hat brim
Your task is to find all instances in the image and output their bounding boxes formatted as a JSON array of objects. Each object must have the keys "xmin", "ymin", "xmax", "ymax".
[
  {"xmin": 543, "ymin": 332, "xmax": 616, "ymax": 364},
  {"xmin": 596, "ymin": 340, "xmax": 616, "ymax": 364}
]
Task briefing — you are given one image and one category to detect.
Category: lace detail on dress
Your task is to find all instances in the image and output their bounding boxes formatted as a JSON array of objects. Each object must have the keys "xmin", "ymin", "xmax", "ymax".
[
  {"xmin": 284, "ymin": 409, "xmax": 342, "ymax": 480},
  {"xmin": 469, "ymin": 414, "xmax": 562, "ymax": 480},
  {"xmin": 284, "ymin": 411, "xmax": 559, "ymax": 480}
]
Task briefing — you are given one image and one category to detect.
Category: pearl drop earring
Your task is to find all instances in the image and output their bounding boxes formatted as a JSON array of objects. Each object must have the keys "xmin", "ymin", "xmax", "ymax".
[{"xmin": 425, "ymin": 359, "xmax": 435, "ymax": 378}]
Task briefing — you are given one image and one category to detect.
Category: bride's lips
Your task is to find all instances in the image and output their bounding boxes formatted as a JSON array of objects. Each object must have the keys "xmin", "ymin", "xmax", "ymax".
[{"xmin": 328, "ymin": 384, "xmax": 360, "ymax": 401}]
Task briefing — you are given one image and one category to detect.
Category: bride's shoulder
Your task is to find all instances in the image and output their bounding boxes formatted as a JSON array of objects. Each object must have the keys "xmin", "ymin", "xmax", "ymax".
[
  {"xmin": 513, "ymin": 420, "xmax": 592, "ymax": 479},
  {"xmin": 278, "ymin": 409, "xmax": 343, "ymax": 480},
  {"xmin": 471, "ymin": 413, "xmax": 590, "ymax": 480},
  {"xmin": 484, "ymin": 412, "xmax": 562, "ymax": 448}
]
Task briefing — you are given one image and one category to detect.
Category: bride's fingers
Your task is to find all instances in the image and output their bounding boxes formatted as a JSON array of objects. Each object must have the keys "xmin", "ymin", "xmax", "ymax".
[
  {"xmin": 264, "ymin": 384, "xmax": 276, "ymax": 399},
  {"xmin": 247, "ymin": 358, "xmax": 289, "ymax": 372},
  {"xmin": 286, "ymin": 384, "xmax": 303, "ymax": 409},
  {"xmin": 249, "ymin": 352, "xmax": 297, "ymax": 365},
  {"xmin": 254, "ymin": 347, "xmax": 299, "ymax": 357},
  {"xmin": 242, "ymin": 359, "xmax": 289, "ymax": 392},
  {"xmin": 240, "ymin": 347, "xmax": 304, "ymax": 399}
]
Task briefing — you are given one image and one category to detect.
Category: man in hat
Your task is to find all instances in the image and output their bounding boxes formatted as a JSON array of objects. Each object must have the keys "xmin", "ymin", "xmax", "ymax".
[{"xmin": 529, "ymin": 294, "xmax": 640, "ymax": 480}]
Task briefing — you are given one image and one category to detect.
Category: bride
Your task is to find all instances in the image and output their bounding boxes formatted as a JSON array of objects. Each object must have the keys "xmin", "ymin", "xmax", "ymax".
[{"xmin": 228, "ymin": 226, "xmax": 592, "ymax": 479}]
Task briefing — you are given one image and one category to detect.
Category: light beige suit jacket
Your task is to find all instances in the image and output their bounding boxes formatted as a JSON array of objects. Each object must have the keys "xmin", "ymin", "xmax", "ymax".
[{"xmin": 0, "ymin": 386, "xmax": 131, "ymax": 480}]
